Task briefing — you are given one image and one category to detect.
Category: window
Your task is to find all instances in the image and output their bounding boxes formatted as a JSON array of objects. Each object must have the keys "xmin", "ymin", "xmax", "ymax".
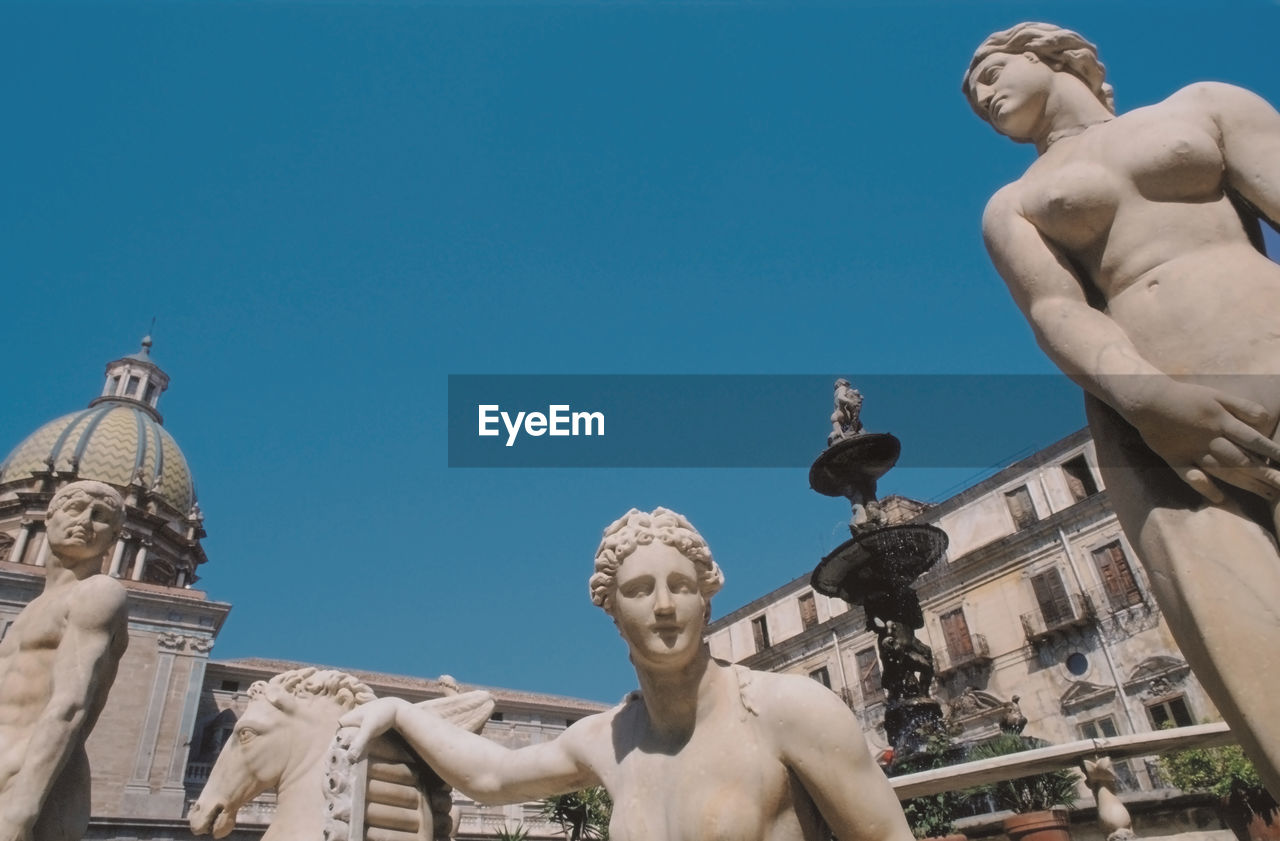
[
  {"xmin": 1147, "ymin": 696, "xmax": 1193, "ymax": 729},
  {"xmin": 1005, "ymin": 485, "xmax": 1039, "ymax": 530},
  {"xmin": 1063, "ymin": 456, "xmax": 1099, "ymax": 501},
  {"xmin": 798, "ymin": 592, "xmax": 819, "ymax": 630},
  {"xmin": 855, "ymin": 647, "xmax": 882, "ymax": 699},
  {"xmin": 809, "ymin": 666, "xmax": 831, "ymax": 688},
  {"xmin": 219, "ymin": 680, "xmax": 240, "ymax": 692},
  {"xmin": 125, "ymin": 375, "xmax": 140, "ymax": 397},
  {"xmin": 940, "ymin": 608, "xmax": 974, "ymax": 659},
  {"xmin": 751, "ymin": 616, "xmax": 771, "ymax": 651},
  {"xmin": 490, "ymin": 711, "xmax": 504, "ymax": 722},
  {"xmin": 1092, "ymin": 542, "xmax": 1143, "ymax": 609},
  {"xmin": 144, "ymin": 382, "xmax": 157, "ymax": 404},
  {"xmin": 1031, "ymin": 568, "xmax": 1075, "ymax": 627},
  {"xmin": 1079, "ymin": 715, "xmax": 1119, "ymax": 740}
]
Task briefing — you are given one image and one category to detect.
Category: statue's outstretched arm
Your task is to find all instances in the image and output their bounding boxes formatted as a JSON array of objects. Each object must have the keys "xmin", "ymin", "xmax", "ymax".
[{"xmin": 341, "ymin": 697, "xmax": 600, "ymax": 805}]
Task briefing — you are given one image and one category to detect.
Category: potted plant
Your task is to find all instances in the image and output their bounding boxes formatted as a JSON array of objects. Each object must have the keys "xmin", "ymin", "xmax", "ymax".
[
  {"xmin": 967, "ymin": 733, "xmax": 1080, "ymax": 841},
  {"xmin": 1158, "ymin": 742, "xmax": 1280, "ymax": 841}
]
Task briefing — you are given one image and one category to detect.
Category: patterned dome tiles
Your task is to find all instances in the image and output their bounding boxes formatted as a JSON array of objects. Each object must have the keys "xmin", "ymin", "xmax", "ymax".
[{"xmin": 0, "ymin": 404, "xmax": 194, "ymax": 513}]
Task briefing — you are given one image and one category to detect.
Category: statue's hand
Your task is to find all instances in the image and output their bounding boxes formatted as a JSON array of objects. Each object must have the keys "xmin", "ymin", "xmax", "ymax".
[
  {"xmin": 339, "ymin": 697, "xmax": 411, "ymax": 762},
  {"xmin": 1127, "ymin": 381, "xmax": 1280, "ymax": 503}
]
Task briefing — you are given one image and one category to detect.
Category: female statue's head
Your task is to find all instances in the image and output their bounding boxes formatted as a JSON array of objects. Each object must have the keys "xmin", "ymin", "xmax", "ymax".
[
  {"xmin": 589, "ymin": 507, "xmax": 724, "ymax": 618},
  {"xmin": 963, "ymin": 22, "xmax": 1114, "ymax": 130}
]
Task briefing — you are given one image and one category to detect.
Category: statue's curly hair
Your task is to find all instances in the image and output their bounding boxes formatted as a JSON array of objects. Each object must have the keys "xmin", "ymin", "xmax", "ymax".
[
  {"xmin": 47, "ymin": 480, "xmax": 125, "ymax": 530},
  {"xmin": 963, "ymin": 22, "xmax": 1114, "ymax": 118},
  {"xmin": 589, "ymin": 507, "xmax": 724, "ymax": 614},
  {"xmin": 248, "ymin": 667, "xmax": 376, "ymax": 711}
]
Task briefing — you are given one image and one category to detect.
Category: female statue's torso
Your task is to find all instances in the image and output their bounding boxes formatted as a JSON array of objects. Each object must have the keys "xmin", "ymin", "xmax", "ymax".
[
  {"xmin": 1014, "ymin": 86, "xmax": 1280, "ymax": 409},
  {"xmin": 582, "ymin": 666, "xmax": 825, "ymax": 841}
]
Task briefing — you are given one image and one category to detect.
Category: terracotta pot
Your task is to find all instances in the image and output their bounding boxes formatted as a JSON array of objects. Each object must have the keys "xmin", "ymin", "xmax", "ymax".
[{"xmin": 1002, "ymin": 810, "xmax": 1070, "ymax": 841}]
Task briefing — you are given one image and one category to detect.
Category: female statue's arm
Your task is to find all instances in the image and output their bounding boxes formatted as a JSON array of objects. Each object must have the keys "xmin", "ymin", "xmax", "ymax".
[
  {"xmin": 1204, "ymin": 82, "xmax": 1280, "ymax": 226},
  {"xmin": 982, "ymin": 187, "xmax": 1280, "ymax": 501},
  {"xmin": 769, "ymin": 677, "xmax": 913, "ymax": 841},
  {"xmin": 341, "ymin": 697, "xmax": 600, "ymax": 805}
]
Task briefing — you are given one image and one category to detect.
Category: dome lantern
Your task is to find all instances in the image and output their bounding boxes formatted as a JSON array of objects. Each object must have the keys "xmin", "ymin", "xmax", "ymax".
[{"xmin": 89, "ymin": 335, "xmax": 170, "ymax": 421}]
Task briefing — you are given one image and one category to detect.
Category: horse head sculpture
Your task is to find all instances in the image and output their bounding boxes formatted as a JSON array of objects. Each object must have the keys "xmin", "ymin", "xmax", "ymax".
[{"xmin": 189, "ymin": 667, "xmax": 492, "ymax": 841}]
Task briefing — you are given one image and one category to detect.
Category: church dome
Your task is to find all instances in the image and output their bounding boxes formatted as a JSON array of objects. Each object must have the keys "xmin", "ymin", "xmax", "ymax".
[
  {"xmin": 0, "ymin": 336, "xmax": 196, "ymax": 515},
  {"xmin": 0, "ymin": 403, "xmax": 194, "ymax": 513}
]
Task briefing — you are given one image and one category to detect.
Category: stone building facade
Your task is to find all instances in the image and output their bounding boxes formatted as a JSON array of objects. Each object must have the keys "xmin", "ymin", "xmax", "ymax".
[{"xmin": 707, "ymin": 428, "xmax": 1217, "ymax": 791}]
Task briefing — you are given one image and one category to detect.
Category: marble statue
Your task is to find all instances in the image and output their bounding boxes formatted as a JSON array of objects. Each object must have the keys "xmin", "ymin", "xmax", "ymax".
[
  {"xmin": 965, "ymin": 21, "xmax": 1280, "ymax": 793},
  {"xmin": 188, "ymin": 667, "xmax": 492, "ymax": 841},
  {"xmin": 829, "ymin": 378, "xmax": 865, "ymax": 447},
  {"xmin": 342, "ymin": 507, "xmax": 913, "ymax": 841},
  {"xmin": 0, "ymin": 481, "xmax": 128, "ymax": 841}
]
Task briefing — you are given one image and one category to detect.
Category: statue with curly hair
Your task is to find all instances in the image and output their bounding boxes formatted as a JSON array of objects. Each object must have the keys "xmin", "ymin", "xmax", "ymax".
[
  {"xmin": 0, "ymin": 480, "xmax": 127, "ymax": 841},
  {"xmin": 344, "ymin": 507, "xmax": 911, "ymax": 841},
  {"xmin": 967, "ymin": 21, "xmax": 1280, "ymax": 792}
]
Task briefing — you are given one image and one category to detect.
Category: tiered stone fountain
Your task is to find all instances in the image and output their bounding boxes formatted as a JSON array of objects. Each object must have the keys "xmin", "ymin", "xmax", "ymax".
[{"xmin": 809, "ymin": 379, "xmax": 949, "ymax": 759}]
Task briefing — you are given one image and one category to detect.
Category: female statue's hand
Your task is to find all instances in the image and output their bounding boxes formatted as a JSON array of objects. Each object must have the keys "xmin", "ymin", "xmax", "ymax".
[
  {"xmin": 1126, "ymin": 380, "xmax": 1280, "ymax": 503},
  {"xmin": 340, "ymin": 697, "xmax": 412, "ymax": 761}
]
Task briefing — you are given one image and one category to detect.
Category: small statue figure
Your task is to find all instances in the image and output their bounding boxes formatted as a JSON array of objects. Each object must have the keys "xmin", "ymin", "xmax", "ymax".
[
  {"xmin": 874, "ymin": 619, "xmax": 935, "ymax": 702},
  {"xmin": 850, "ymin": 497, "xmax": 887, "ymax": 536},
  {"xmin": 828, "ymin": 379, "xmax": 865, "ymax": 447},
  {"xmin": 0, "ymin": 481, "xmax": 128, "ymax": 841},
  {"xmin": 342, "ymin": 508, "xmax": 914, "ymax": 841},
  {"xmin": 999, "ymin": 694, "xmax": 1028, "ymax": 734}
]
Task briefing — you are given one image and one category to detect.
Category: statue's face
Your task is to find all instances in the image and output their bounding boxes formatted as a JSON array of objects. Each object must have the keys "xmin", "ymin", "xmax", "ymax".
[
  {"xmin": 47, "ymin": 489, "xmax": 120, "ymax": 564},
  {"xmin": 612, "ymin": 542, "xmax": 707, "ymax": 670},
  {"xmin": 968, "ymin": 51, "xmax": 1053, "ymax": 141}
]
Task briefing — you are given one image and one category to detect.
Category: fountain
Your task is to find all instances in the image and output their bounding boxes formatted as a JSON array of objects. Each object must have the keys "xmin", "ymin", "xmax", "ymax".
[{"xmin": 809, "ymin": 379, "xmax": 948, "ymax": 759}]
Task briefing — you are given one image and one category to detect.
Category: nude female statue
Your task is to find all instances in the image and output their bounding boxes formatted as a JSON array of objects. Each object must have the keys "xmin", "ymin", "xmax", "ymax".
[
  {"xmin": 965, "ymin": 22, "xmax": 1280, "ymax": 792},
  {"xmin": 342, "ymin": 507, "xmax": 912, "ymax": 841}
]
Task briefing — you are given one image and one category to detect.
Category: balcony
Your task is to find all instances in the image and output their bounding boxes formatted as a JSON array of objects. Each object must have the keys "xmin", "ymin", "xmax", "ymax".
[
  {"xmin": 184, "ymin": 761, "xmax": 212, "ymax": 787},
  {"xmin": 934, "ymin": 633, "xmax": 994, "ymax": 680},
  {"xmin": 1021, "ymin": 592, "xmax": 1096, "ymax": 644}
]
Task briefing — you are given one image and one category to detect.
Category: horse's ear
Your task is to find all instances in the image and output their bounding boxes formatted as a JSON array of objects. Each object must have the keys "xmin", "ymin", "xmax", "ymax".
[{"xmin": 265, "ymin": 685, "xmax": 298, "ymax": 713}]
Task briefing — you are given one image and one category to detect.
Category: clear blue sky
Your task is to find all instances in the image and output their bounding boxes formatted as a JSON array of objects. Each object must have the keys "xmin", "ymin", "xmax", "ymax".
[{"xmin": 3, "ymin": 0, "xmax": 1278, "ymax": 703}]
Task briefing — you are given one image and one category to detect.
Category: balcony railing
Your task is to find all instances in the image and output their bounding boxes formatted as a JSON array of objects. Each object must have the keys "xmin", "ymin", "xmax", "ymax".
[
  {"xmin": 184, "ymin": 762, "xmax": 212, "ymax": 786},
  {"xmin": 935, "ymin": 633, "xmax": 993, "ymax": 678},
  {"xmin": 1021, "ymin": 592, "xmax": 1096, "ymax": 643}
]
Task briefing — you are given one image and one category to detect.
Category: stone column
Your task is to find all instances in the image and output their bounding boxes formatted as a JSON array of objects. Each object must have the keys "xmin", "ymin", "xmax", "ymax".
[
  {"xmin": 108, "ymin": 535, "xmax": 129, "ymax": 577},
  {"xmin": 33, "ymin": 534, "xmax": 49, "ymax": 567},
  {"xmin": 130, "ymin": 539, "xmax": 150, "ymax": 581},
  {"xmin": 9, "ymin": 521, "xmax": 32, "ymax": 565}
]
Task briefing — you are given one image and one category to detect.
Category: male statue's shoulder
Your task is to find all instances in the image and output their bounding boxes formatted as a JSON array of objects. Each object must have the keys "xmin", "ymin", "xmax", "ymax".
[{"xmin": 69, "ymin": 575, "xmax": 128, "ymax": 629}]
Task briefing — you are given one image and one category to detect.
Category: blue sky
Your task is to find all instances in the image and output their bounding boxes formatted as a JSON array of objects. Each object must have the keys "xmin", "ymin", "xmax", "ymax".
[{"xmin": 3, "ymin": 0, "xmax": 1278, "ymax": 703}]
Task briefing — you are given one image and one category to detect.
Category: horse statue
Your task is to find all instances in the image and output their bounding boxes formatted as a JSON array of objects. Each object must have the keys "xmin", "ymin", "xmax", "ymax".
[{"xmin": 189, "ymin": 667, "xmax": 493, "ymax": 841}]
